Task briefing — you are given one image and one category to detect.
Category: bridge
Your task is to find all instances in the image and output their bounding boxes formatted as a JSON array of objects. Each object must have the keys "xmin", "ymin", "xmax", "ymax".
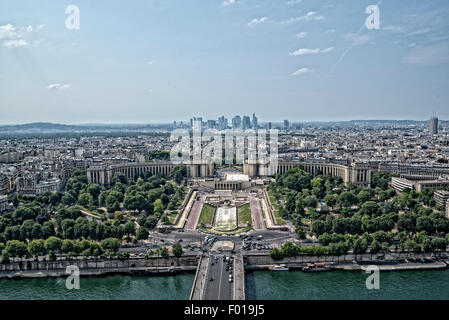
[{"xmin": 189, "ymin": 253, "xmax": 245, "ymax": 300}]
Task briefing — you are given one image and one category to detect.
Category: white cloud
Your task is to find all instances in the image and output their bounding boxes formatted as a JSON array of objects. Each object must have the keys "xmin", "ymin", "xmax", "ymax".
[
  {"xmin": 0, "ymin": 24, "xmax": 19, "ymax": 39},
  {"xmin": 147, "ymin": 60, "xmax": 156, "ymax": 65},
  {"xmin": 287, "ymin": 0, "xmax": 302, "ymax": 4},
  {"xmin": 291, "ymin": 67, "xmax": 312, "ymax": 76},
  {"xmin": 2, "ymin": 39, "xmax": 29, "ymax": 49},
  {"xmin": 248, "ymin": 17, "xmax": 268, "ymax": 27},
  {"xmin": 47, "ymin": 83, "xmax": 71, "ymax": 90},
  {"xmin": 402, "ymin": 43, "xmax": 449, "ymax": 67},
  {"xmin": 383, "ymin": 25, "xmax": 404, "ymax": 33},
  {"xmin": 223, "ymin": 0, "xmax": 236, "ymax": 6},
  {"xmin": 296, "ymin": 32, "xmax": 307, "ymax": 39},
  {"xmin": 26, "ymin": 25, "xmax": 33, "ymax": 32},
  {"xmin": 406, "ymin": 28, "xmax": 431, "ymax": 36},
  {"xmin": 344, "ymin": 33, "xmax": 370, "ymax": 46},
  {"xmin": 283, "ymin": 12, "xmax": 324, "ymax": 24},
  {"xmin": 289, "ymin": 47, "xmax": 334, "ymax": 56}
]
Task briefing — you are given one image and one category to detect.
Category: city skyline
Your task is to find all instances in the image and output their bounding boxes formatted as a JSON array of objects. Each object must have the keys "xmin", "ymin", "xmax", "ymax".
[{"xmin": 1, "ymin": 0, "xmax": 449, "ymax": 124}]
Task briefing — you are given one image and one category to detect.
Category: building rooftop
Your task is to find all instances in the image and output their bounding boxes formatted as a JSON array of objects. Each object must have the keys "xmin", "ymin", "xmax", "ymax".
[{"xmin": 226, "ymin": 174, "xmax": 249, "ymax": 182}]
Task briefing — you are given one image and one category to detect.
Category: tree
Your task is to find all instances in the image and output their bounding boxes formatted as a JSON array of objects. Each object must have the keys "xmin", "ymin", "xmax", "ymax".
[
  {"xmin": 172, "ymin": 242, "xmax": 183, "ymax": 257},
  {"xmin": 416, "ymin": 216, "xmax": 434, "ymax": 233},
  {"xmin": 100, "ymin": 238, "xmax": 121, "ymax": 252},
  {"xmin": 296, "ymin": 227, "xmax": 306, "ymax": 240},
  {"xmin": 431, "ymin": 238, "xmax": 447, "ymax": 251},
  {"xmin": 159, "ymin": 247, "xmax": 169, "ymax": 257},
  {"xmin": 311, "ymin": 220, "xmax": 332, "ymax": 236},
  {"xmin": 61, "ymin": 193, "xmax": 76, "ymax": 206},
  {"xmin": 78, "ymin": 192, "xmax": 94, "ymax": 207},
  {"xmin": 353, "ymin": 238, "xmax": 368, "ymax": 254},
  {"xmin": 333, "ymin": 218, "xmax": 348, "ymax": 234},
  {"xmin": 86, "ymin": 184, "xmax": 103, "ymax": 203},
  {"xmin": 338, "ymin": 192, "xmax": 358, "ymax": 208},
  {"xmin": 136, "ymin": 226, "xmax": 149, "ymax": 240},
  {"xmin": 359, "ymin": 201, "xmax": 379, "ymax": 216},
  {"xmin": 111, "ymin": 173, "xmax": 128, "ymax": 186},
  {"xmin": 153, "ymin": 199, "xmax": 164, "ymax": 214},
  {"xmin": 280, "ymin": 241, "xmax": 299, "ymax": 257},
  {"xmin": 357, "ymin": 190, "xmax": 372, "ymax": 203},
  {"xmin": 270, "ymin": 248, "xmax": 283, "ymax": 261},
  {"xmin": 370, "ymin": 239, "xmax": 382, "ymax": 254},
  {"xmin": 124, "ymin": 221, "xmax": 136, "ymax": 237},
  {"xmin": 145, "ymin": 216, "xmax": 159, "ymax": 229},
  {"xmin": 28, "ymin": 239, "xmax": 45, "ymax": 257},
  {"xmin": 4, "ymin": 240, "xmax": 28, "ymax": 259},
  {"xmin": 44, "ymin": 236, "xmax": 62, "ymax": 252},
  {"xmin": 61, "ymin": 239, "xmax": 75, "ymax": 253}
]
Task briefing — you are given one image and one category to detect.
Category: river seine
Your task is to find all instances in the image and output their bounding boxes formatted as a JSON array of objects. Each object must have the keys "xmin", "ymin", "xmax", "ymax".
[{"xmin": 1, "ymin": 270, "xmax": 449, "ymax": 300}]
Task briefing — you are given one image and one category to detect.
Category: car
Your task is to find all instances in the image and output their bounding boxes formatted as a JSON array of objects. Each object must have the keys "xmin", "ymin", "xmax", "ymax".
[
  {"xmin": 160, "ymin": 239, "xmax": 165, "ymax": 242},
  {"xmin": 210, "ymin": 277, "xmax": 214, "ymax": 281},
  {"xmin": 229, "ymin": 278, "xmax": 232, "ymax": 282},
  {"xmin": 177, "ymin": 239, "xmax": 183, "ymax": 242}
]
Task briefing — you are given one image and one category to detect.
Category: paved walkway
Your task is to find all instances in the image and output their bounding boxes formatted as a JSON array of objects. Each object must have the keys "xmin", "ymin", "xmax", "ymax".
[
  {"xmin": 185, "ymin": 195, "xmax": 204, "ymax": 230},
  {"xmin": 249, "ymin": 196, "xmax": 264, "ymax": 230},
  {"xmin": 174, "ymin": 191, "xmax": 197, "ymax": 229}
]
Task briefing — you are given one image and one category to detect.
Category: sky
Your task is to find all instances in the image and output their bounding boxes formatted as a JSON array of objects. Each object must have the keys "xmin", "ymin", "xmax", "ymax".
[{"xmin": 0, "ymin": 0, "xmax": 448, "ymax": 124}]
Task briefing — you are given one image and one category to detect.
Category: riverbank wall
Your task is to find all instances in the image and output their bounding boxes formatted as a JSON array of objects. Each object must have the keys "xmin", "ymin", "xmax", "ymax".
[
  {"xmin": 243, "ymin": 251, "xmax": 449, "ymax": 271},
  {"xmin": 0, "ymin": 255, "xmax": 200, "ymax": 279},
  {"xmin": 1, "ymin": 250, "xmax": 448, "ymax": 279}
]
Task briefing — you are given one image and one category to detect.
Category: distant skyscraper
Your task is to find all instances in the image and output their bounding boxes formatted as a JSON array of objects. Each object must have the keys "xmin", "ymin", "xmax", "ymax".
[
  {"xmin": 267, "ymin": 122, "xmax": 272, "ymax": 130},
  {"xmin": 430, "ymin": 115, "xmax": 438, "ymax": 135},
  {"xmin": 242, "ymin": 115, "xmax": 251, "ymax": 130},
  {"xmin": 252, "ymin": 113, "xmax": 258, "ymax": 129},
  {"xmin": 284, "ymin": 120, "xmax": 290, "ymax": 129},
  {"xmin": 218, "ymin": 116, "xmax": 228, "ymax": 130},
  {"xmin": 232, "ymin": 116, "xmax": 242, "ymax": 129},
  {"xmin": 193, "ymin": 118, "xmax": 202, "ymax": 131}
]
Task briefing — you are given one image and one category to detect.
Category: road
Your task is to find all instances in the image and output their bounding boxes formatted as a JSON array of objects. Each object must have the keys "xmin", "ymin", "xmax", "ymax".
[{"xmin": 203, "ymin": 254, "xmax": 233, "ymax": 300}]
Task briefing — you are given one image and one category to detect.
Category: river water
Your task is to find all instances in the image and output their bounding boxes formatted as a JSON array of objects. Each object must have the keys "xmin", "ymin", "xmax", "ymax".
[{"xmin": 1, "ymin": 270, "xmax": 448, "ymax": 300}]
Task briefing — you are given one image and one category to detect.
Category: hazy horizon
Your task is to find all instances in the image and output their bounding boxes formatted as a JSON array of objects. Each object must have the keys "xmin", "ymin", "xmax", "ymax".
[{"xmin": 0, "ymin": 117, "xmax": 447, "ymax": 126}]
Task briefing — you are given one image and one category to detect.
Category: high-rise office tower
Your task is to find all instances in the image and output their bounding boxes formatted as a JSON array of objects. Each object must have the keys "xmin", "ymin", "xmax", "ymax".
[
  {"xmin": 242, "ymin": 115, "xmax": 251, "ymax": 130},
  {"xmin": 218, "ymin": 116, "xmax": 228, "ymax": 130},
  {"xmin": 284, "ymin": 120, "xmax": 290, "ymax": 129},
  {"xmin": 430, "ymin": 115, "xmax": 438, "ymax": 135},
  {"xmin": 252, "ymin": 113, "xmax": 258, "ymax": 129},
  {"xmin": 232, "ymin": 116, "xmax": 242, "ymax": 129}
]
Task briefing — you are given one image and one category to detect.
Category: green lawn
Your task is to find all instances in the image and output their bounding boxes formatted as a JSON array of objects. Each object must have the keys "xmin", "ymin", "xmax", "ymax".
[
  {"xmin": 238, "ymin": 203, "xmax": 252, "ymax": 226},
  {"xmin": 166, "ymin": 212, "xmax": 178, "ymax": 225},
  {"xmin": 198, "ymin": 203, "xmax": 215, "ymax": 226}
]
